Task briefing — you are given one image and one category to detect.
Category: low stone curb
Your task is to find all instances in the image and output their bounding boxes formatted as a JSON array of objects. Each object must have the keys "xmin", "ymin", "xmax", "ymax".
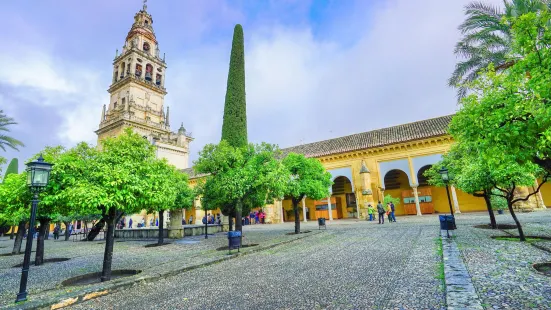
[
  {"xmin": 3, "ymin": 231, "xmax": 322, "ymax": 310},
  {"xmin": 440, "ymin": 230, "xmax": 483, "ymax": 310}
]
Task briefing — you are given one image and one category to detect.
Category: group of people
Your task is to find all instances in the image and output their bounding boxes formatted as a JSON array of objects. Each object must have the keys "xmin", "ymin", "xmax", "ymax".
[
  {"xmin": 202, "ymin": 213, "xmax": 221, "ymax": 225},
  {"xmin": 244, "ymin": 210, "xmax": 265, "ymax": 225},
  {"xmin": 119, "ymin": 217, "xmax": 159, "ymax": 229},
  {"xmin": 367, "ymin": 201, "xmax": 396, "ymax": 224}
]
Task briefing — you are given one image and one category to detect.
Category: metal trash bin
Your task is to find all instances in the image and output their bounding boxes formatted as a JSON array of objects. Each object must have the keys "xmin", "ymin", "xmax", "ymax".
[
  {"xmin": 228, "ymin": 231, "xmax": 242, "ymax": 253},
  {"xmin": 318, "ymin": 217, "xmax": 326, "ymax": 230},
  {"xmin": 439, "ymin": 215, "xmax": 456, "ymax": 230}
]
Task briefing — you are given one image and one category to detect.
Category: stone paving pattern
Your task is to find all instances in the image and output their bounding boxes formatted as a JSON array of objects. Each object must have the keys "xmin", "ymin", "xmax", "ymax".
[
  {"xmin": 0, "ymin": 226, "xmax": 313, "ymax": 308},
  {"xmin": 1, "ymin": 210, "xmax": 550, "ymax": 309},
  {"xmin": 68, "ymin": 219, "xmax": 446, "ymax": 310},
  {"xmin": 453, "ymin": 211, "xmax": 551, "ymax": 310}
]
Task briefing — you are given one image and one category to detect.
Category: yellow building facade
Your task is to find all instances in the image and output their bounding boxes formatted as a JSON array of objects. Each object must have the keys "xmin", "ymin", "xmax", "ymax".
[{"xmin": 186, "ymin": 115, "xmax": 549, "ymax": 224}]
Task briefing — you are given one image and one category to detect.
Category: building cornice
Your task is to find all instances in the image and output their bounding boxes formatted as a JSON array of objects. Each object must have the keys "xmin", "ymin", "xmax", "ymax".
[{"xmin": 317, "ymin": 135, "xmax": 453, "ymax": 164}]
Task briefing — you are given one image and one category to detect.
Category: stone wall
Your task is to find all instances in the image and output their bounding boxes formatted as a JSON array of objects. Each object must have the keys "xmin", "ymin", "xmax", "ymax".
[{"xmin": 114, "ymin": 224, "xmax": 222, "ymax": 239}]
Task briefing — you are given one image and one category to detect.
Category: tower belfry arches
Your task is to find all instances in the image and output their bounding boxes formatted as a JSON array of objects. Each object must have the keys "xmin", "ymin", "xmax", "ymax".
[{"xmin": 95, "ymin": 1, "xmax": 193, "ymax": 170}]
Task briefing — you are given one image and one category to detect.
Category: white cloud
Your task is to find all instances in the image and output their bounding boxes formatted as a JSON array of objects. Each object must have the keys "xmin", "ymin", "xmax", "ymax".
[
  {"xmin": 2, "ymin": 0, "xmax": 508, "ymax": 166},
  {"xmin": 166, "ymin": 0, "xmax": 493, "ymax": 161},
  {"xmin": 0, "ymin": 46, "xmax": 106, "ymax": 146}
]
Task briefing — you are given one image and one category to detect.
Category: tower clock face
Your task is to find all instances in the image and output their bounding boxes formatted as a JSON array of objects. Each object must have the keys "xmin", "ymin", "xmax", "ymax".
[{"xmin": 143, "ymin": 42, "xmax": 150, "ymax": 51}]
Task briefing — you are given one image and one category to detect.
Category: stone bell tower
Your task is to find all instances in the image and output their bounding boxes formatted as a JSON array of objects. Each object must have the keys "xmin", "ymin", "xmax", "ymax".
[{"xmin": 95, "ymin": 1, "xmax": 193, "ymax": 169}]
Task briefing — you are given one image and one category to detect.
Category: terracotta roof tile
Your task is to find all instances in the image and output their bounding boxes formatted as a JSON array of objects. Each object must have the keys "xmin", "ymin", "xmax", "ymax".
[{"xmin": 281, "ymin": 114, "xmax": 453, "ymax": 158}]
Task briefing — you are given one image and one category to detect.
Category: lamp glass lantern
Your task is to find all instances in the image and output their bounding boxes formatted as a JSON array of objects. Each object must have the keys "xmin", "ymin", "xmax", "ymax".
[
  {"xmin": 439, "ymin": 167, "xmax": 449, "ymax": 184},
  {"xmin": 26, "ymin": 155, "xmax": 53, "ymax": 189}
]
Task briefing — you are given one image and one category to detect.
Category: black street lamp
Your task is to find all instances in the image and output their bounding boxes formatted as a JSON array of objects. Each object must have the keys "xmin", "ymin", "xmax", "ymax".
[
  {"xmin": 16, "ymin": 155, "xmax": 53, "ymax": 303},
  {"xmin": 438, "ymin": 167, "xmax": 454, "ymax": 217}
]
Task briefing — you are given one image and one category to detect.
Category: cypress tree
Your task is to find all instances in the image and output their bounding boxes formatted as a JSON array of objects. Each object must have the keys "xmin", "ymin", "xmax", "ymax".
[
  {"xmin": 221, "ymin": 24, "xmax": 247, "ymax": 148},
  {"xmin": 221, "ymin": 24, "xmax": 247, "ymax": 232},
  {"xmin": 2, "ymin": 158, "xmax": 18, "ymax": 182}
]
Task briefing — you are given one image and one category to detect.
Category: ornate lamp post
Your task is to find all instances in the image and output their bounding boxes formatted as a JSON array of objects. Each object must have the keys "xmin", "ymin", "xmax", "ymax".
[
  {"xmin": 438, "ymin": 167, "xmax": 454, "ymax": 217},
  {"xmin": 15, "ymin": 155, "xmax": 53, "ymax": 303}
]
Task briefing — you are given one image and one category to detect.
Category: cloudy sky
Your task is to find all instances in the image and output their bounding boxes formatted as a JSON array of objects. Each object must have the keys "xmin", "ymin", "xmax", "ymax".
[{"xmin": 1, "ymin": 0, "xmax": 503, "ymax": 172}]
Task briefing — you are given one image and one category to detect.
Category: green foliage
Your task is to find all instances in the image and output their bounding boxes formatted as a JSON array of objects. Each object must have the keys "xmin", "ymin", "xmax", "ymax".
[
  {"xmin": 0, "ymin": 110, "xmax": 24, "ymax": 152},
  {"xmin": 451, "ymin": 11, "xmax": 551, "ymax": 176},
  {"xmin": 383, "ymin": 194, "xmax": 400, "ymax": 206},
  {"xmin": 0, "ymin": 173, "xmax": 30, "ymax": 225},
  {"xmin": 3, "ymin": 158, "xmax": 18, "ymax": 181},
  {"xmin": 194, "ymin": 140, "xmax": 287, "ymax": 215},
  {"xmin": 61, "ymin": 129, "xmax": 157, "ymax": 214},
  {"xmin": 490, "ymin": 189, "xmax": 508, "ymax": 210},
  {"xmin": 282, "ymin": 153, "xmax": 332, "ymax": 204},
  {"xmin": 221, "ymin": 24, "xmax": 247, "ymax": 148},
  {"xmin": 146, "ymin": 159, "xmax": 195, "ymax": 213},
  {"xmin": 450, "ymin": 0, "xmax": 550, "ymax": 99}
]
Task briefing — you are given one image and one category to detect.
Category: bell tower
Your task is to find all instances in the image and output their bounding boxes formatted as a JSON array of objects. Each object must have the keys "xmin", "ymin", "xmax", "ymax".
[{"xmin": 96, "ymin": 1, "xmax": 193, "ymax": 169}]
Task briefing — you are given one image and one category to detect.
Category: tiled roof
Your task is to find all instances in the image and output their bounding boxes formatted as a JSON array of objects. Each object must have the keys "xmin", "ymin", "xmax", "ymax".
[
  {"xmin": 280, "ymin": 115, "xmax": 453, "ymax": 158},
  {"xmin": 181, "ymin": 167, "xmax": 209, "ymax": 180}
]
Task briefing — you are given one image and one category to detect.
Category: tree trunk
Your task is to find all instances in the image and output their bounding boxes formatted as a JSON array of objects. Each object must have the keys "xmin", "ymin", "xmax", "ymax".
[
  {"xmin": 87, "ymin": 217, "xmax": 106, "ymax": 241},
  {"xmin": 508, "ymin": 202, "xmax": 525, "ymax": 241},
  {"xmin": 293, "ymin": 200, "xmax": 300, "ymax": 234},
  {"xmin": 63, "ymin": 221, "xmax": 71, "ymax": 241},
  {"xmin": 101, "ymin": 207, "xmax": 117, "ymax": 282},
  {"xmin": 12, "ymin": 221, "xmax": 26, "ymax": 254},
  {"xmin": 483, "ymin": 192, "xmax": 497, "ymax": 229},
  {"xmin": 158, "ymin": 210, "xmax": 165, "ymax": 245},
  {"xmin": 83, "ymin": 221, "xmax": 88, "ymax": 234},
  {"xmin": 235, "ymin": 200, "xmax": 243, "ymax": 233},
  {"xmin": 10, "ymin": 225, "xmax": 15, "ymax": 239},
  {"xmin": 45, "ymin": 223, "xmax": 50, "ymax": 240},
  {"xmin": 228, "ymin": 214, "xmax": 233, "ymax": 231},
  {"xmin": 35, "ymin": 218, "xmax": 50, "ymax": 266}
]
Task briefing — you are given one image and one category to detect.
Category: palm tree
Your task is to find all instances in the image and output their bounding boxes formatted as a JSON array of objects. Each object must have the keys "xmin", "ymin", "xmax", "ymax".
[
  {"xmin": 450, "ymin": 0, "xmax": 550, "ymax": 100},
  {"xmin": 0, "ymin": 110, "xmax": 24, "ymax": 152}
]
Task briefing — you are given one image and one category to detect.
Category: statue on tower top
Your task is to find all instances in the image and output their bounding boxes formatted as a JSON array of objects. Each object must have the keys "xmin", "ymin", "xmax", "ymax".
[{"xmin": 143, "ymin": 0, "xmax": 148, "ymax": 11}]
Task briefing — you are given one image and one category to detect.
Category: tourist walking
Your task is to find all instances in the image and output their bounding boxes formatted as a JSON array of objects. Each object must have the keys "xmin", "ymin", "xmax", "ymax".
[
  {"xmin": 128, "ymin": 218, "xmax": 133, "ymax": 229},
  {"xmin": 377, "ymin": 201, "xmax": 385, "ymax": 224},
  {"xmin": 368, "ymin": 204, "xmax": 375, "ymax": 221},
  {"xmin": 390, "ymin": 202, "xmax": 396, "ymax": 222},
  {"xmin": 53, "ymin": 225, "xmax": 60, "ymax": 240},
  {"xmin": 386, "ymin": 203, "xmax": 392, "ymax": 223}
]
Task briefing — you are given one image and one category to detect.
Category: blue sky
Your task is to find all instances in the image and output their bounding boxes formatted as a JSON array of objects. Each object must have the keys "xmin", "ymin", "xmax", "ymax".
[{"xmin": 0, "ymin": 0, "xmax": 502, "ymax": 172}]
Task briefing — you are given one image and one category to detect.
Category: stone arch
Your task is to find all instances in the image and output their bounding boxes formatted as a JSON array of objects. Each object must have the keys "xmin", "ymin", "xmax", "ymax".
[
  {"xmin": 417, "ymin": 165, "xmax": 432, "ymax": 187},
  {"xmin": 383, "ymin": 169, "xmax": 410, "ymax": 190},
  {"xmin": 411, "ymin": 154, "xmax": 443, "ymax": 185},
  {"xmin": 378, "ymin": 159, "xmax": 414, "ymax": 188},
  {"xmin": 145, "ymin": 64, "xmax": 153, "ymax": 81},
  {"xmin": 331, "ymin": 176, "xmax": 355, "ymax": 219}
]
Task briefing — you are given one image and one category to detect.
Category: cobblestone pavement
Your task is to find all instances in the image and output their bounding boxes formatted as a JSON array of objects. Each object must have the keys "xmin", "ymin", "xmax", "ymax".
[
  {"xmin": 69, "ymin": 217, "xmax": 446, "ymax": 310},
  {"xmin": 451, "ymin": 211, "xmax": 551, "ymax": 310},
  {"xmin": 0, "ymin": 225, "xmax": 311, "ymax": 307}
]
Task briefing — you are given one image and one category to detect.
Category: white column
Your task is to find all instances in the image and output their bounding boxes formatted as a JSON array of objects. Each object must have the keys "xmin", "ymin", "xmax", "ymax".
[
  {"xmin": 280, "ymin": 200, "xmax": 285, "ymax": 223},
  {"xmin": 412, "ymin": 186, "xmax": 422, "ymax": 216},
  {"xmin": 451, "ymin": 186, "xmax": 461, "ymax": 214},
  {"xmin": 355, "ymin": 192, "xmax": 360, "ymax": 219},
  {"xmin": 302, "ymin": 197, "xmax": 307, "ymax": 223},
  {"xmin": 328, "ymin": 197, "xmax": 334, "ymax": 221}
]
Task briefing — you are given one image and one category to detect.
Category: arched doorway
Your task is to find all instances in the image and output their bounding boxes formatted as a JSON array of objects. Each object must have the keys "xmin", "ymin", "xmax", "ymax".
[
  {"xmin": 383, "ymin": 169, "xmax": 410, "ymax": 215},
  {"xmin": 331, "ymin": 176, "xmax": 355, "ymax": 219}
]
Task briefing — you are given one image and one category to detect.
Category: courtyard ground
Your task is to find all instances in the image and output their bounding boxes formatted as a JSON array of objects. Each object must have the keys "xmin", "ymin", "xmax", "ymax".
[{"xmin": 0, "ymin": 210, "xmax": 550, "ymax": 309}]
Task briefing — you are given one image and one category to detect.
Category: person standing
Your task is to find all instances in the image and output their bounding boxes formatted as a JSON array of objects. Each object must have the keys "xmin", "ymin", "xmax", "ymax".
[
  {"xmin": 377, "ymin": 201, "xmax": 385, "ymax": 224},
  {"xmin": 368, "ymin": 205, "xmax": 375, "ymax": 221},
  {"xmin": 189, "ymin": 215, "xmax": 193, "ymax": 225},
  {"xmin": 128, "ymin": 218, "xmax": 133, "ymax": 229},
  {"xmin": 390, "ymin": 202, "xmax": 396, "ymax": 222},
  {"xmin": 53, "ymin": 225, "xmax": 60, "ymax": 240}
]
